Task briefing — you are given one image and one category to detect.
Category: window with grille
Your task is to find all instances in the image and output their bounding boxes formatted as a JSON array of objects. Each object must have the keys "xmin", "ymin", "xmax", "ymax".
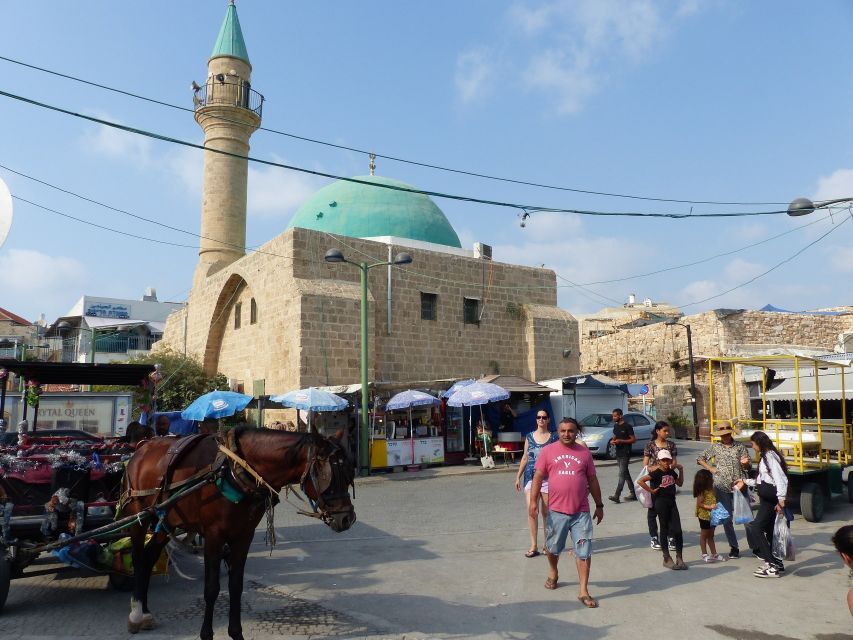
[
  {"xmin": 250, "ymin": 298, "xmax": 258, "ymax": 324},
  {"xmin": 421, "ymin": 293, "xmax": 437, "ymax": 321},
  {"xmin": 463, "ymin": 298, "xmax": 480, "ymax": 325},
  {"xmin": 234, "ymin": 302, "xmax": 242, "ymax": 329}
]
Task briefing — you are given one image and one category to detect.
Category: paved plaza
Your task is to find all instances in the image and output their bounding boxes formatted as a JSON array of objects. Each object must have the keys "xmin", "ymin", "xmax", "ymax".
[{"xmin": 1, "ymin": 441, "xmax": 851, "ymax": 639}]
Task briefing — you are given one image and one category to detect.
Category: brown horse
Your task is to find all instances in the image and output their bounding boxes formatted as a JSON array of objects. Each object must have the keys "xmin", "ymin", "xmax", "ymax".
[{"xmin": 121, "ymin": 427, "xmax": 355, "ymax": 640}]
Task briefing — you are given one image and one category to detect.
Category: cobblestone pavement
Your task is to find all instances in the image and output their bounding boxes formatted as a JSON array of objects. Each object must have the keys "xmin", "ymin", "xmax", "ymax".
[{"xmin": 2, "ymin": 443, "xmax": 852, "ymax": 639}]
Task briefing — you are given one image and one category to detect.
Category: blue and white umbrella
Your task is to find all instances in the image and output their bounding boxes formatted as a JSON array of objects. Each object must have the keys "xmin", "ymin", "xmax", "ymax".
[
  {"xmin": 181, "ymin": 390, "xmax": 253, "ymax": 421},
  {"xmin": 385, "ymin": 390, "xmax": 440, "ymax": 411},
  {"xmin": 446, "ymin": 382, "xmax": 510, "ymax": 458},
  {"xmin": 269, "ymin": 387, "xmax": 349, "ymax": 412},
  {"xmin": 440, "ymin": 379, "xmax": 475, "ymax": 399}
]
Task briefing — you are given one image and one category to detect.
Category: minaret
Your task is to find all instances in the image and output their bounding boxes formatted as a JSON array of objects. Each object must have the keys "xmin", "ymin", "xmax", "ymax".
[{"xmin": 193, "ymin": 0, "xmax": 262, "ymax": 284}]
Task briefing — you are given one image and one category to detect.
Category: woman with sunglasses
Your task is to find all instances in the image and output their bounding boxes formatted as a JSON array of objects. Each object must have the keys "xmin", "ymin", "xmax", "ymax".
[{"xmin": 516, "ymin": 411, "xmax": 558, "ymax": 557}]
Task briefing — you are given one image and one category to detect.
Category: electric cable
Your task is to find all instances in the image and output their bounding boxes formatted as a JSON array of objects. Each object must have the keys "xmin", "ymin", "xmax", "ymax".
[
  {"xmin": 0, "ymin": 88, "xmax": 801, "ymax": 219},
  {"xmin": 0, "ymin": 53, "xmax": 790, "ymax": 207}
]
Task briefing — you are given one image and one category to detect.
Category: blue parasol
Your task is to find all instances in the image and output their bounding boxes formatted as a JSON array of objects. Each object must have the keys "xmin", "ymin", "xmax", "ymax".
[
  {"xmin": 441, "ymin": 379, "xmax": 475, "ymax": 399},
  {"xmin": 446, "ymin": 382, "xmax": 510, "ymax": 459},
  {"xmin": 181, "ymin": 390, "xmax": 252, "ymax": 421},
  {"xmin": 269, "ymin": 387, "xmax": 349, "ymax": 412},
  {"xmin": 385, "ymin": 390, "xmax": 440, "ymax": 411}
]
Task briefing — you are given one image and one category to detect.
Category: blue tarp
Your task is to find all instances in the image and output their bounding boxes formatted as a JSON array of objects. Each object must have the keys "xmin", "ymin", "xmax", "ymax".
[{"xmin": 140, "ymin": 410, "xmax": 197, "ymax": 436}]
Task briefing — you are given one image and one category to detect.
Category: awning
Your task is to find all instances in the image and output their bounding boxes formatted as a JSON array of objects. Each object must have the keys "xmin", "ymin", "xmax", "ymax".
[
  {"xmin": 561, "ymin": 374, "xmax": 630, "ymax": 394},
  {"xmin": 750, "ymin": 372, "xmax": 851, "ymax": 401},
  {"xmin": 0, "ymin": 359, "xmax": 155, "ymax": 385},
  {"xmin": 477, "ymin": 374, "xmax": 552, "ymax": 393}
]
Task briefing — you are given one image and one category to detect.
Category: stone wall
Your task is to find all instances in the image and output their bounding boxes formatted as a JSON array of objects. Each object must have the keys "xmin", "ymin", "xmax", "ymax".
[
  {"xmin": 581, "ymin": 308, "xmax": 853, "ymax": 434},
  {"xmin": 159, "ymin": 227, "xmax": 580, "ymax": 398}
]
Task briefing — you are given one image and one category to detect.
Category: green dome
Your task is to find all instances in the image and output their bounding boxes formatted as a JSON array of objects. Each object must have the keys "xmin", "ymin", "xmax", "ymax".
[{"xmin": 287, "ymin": 175, "xmax": 461, "ymax": 248}]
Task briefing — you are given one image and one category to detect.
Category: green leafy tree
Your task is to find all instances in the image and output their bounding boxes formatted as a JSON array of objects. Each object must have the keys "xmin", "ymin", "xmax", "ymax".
[{"xmin": 94, "ymin": 348, "xmax": 228, "ymax": 418}]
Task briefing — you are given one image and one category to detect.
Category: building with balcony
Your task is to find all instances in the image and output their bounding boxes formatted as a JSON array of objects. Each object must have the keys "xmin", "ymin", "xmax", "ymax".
[
  {"xmin": 46, "ymin": 289, "xmax": 184, "ymax": 363},
  {"xmin": 0, "ymin": 307, "xmax": 37, "ymax": 359}
]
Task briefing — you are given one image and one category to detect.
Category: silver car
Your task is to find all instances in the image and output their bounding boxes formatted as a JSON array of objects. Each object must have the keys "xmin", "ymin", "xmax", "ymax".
[{"xmin": 578, "ymin": 412, "xmax": 656, "ymax": 460}]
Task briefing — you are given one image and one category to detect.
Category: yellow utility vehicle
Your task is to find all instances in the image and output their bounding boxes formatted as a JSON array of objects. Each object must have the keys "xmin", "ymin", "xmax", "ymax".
[{"xmin": 708, "ymin": 355, "xmax": 850, "ymax": 522}]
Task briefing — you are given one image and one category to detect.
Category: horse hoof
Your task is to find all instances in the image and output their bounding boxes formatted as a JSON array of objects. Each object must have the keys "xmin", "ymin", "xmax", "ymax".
[
  {"xmin": 141, "ymin": 613, "xmax": 155, "ymax": 630},
  {"xmin": 127, "ymin": 620, "xmax": 142, "ymax": 634}
]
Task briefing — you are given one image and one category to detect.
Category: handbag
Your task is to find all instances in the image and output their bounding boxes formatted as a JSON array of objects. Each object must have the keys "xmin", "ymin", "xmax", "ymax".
[
  {"xmin": 480, "ymin": 455, "xmax": 495, "ymax": 469},
  {"xmin": 710, "ymin": 502, "xmax": 730, "ymax": 527},
  {"xmin": 732, "ymin": 488, "xmax": 754, "ymax": 524},
  {"xmin": 772, "ymin": 513, "xmax": 791, "ymax": 561},
  {"xmin": 633, "ymin": 466, "xmax": 653, "ymax": 508}
]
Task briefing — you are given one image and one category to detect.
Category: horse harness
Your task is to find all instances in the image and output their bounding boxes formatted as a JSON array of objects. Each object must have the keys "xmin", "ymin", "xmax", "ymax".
[{"xmin": 120, "ymin": 431, "xmax": 352, "ymax": 527}]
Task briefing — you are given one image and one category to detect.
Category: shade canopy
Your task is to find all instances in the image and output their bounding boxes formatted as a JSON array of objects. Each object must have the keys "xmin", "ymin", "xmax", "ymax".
[
  {"xmin": 181, "ymin": 390, "xmax": 252, "ymax": 421},
  {"xmin": 385, "ymin": 389, "xmax": 440, "ymax": 411},
  {"xmin": 269, "ymin": 387, "xmax": 349, "ymax": 412},
  {"xmin": 0, "ymin": 359, "xmax": 155, "ymax": 386},
  {"xmin": 440, "ymin": 379, "xmax": 475, "ymax": 399},
  {"xmin": 446, "ymin": 381, "xmax": 510, "ymax": 407}
]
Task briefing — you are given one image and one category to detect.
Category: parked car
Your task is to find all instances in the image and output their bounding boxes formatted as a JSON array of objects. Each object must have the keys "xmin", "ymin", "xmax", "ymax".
[{"xmin": 577, "ymin": 411, "xmax": 656, "ymax": 459}]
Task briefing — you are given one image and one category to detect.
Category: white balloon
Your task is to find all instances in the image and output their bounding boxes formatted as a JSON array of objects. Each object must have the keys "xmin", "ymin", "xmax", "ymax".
[{"xmin": 0, "ymin": 177, "xmax": 12, "ymax": 250}]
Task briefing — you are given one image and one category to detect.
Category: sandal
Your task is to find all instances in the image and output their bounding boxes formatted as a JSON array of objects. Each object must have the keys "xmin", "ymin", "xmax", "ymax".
[
  {"xmin": 578, "ymin": 595, "xmax": 598, "ymax": 608},
  {"xmin": 525, "ymin": 549, "xmax": 540, "ymax": 558},
  {"xmin": 544, "ymin": 576, "xmax": 558, "ymax": 590}
]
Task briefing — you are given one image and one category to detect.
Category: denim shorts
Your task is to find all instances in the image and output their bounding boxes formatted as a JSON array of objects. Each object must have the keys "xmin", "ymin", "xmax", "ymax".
[{"xmin": 546, "ymin": 510, "xmax": 593, "ymax": 560}]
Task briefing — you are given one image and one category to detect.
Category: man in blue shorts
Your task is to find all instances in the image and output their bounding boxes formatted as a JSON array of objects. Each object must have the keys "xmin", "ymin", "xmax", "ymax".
[{"xmin": 530, "ymin": 417, "xmax": 604, "ymax": 609}]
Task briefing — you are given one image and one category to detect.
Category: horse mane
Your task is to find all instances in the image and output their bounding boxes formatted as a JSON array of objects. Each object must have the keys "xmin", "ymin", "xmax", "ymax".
[{"xmin": 231, "ymin": 425, "xmax": 326, "ymax": 467}]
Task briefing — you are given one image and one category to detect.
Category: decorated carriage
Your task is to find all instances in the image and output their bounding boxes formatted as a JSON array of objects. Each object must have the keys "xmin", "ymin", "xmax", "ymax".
[{"xmin": 0, "ymin": 360, "xmax": 158, "ymax": 611}]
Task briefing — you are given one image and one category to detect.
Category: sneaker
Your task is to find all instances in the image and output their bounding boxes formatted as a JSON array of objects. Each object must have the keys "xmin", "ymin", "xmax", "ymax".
[
  {"xmin": 624, "ymin": 494, "xmax": 637, "ymax": 502},
  {"xmin": 712, "ymin": 554, "xmax": 728, "ymax": 562},
  {"xmin": 668, "ymin": 537, "xmax": 676, "ymax": 551},
  {"xmin": 754, "ymin": 565, "xmax": 782, "ymax": 578},
  {"xmin": 608, "ymin": 495, "xmax": 620, "ymax": 504},
  {"xmin": 702, "ymin": 553, "xmax": 715, "ymax": 563},
  {"xmin": 650, "ymin": 536, "xmax": 661, "ymax": 550},
  {"xmin": 728, "ymin": 547, "xmax": 740, "ymax": 559},
  {"xmin": 753, "ymin": 562, "xmax": 771, "ymax": 575}
]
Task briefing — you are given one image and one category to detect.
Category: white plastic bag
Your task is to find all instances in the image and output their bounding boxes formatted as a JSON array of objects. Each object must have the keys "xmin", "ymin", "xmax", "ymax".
[
  {"xmin": 633, "ymin": 466, "xmax": 653, "ymax": 508},
  {"xmin": 733, "ymin": 488, "xmax": 753, "ymax": 524},
  {"xmin": 771, "ymin": 513, "xmax": 790, "ymax": 561}
]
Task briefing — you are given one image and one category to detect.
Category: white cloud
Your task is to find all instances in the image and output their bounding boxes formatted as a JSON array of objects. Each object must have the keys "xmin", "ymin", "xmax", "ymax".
[
  {"xmin": 455, "ymin": 48, "xmax": 495, "ymax": 104},
  {"xmin": 81, "ymin": 111, "xmax": 153, "ymax": 165},
  {"xmin": 247, "ymin": 161, "xmax": 323, "ymax": 219},
  {"xmin": 0, "ymin": 249, "xmax": 88, "ymax": 318},
  {"xmin": 813, "ymin": 168, "xmax": 853, "ymax": 202},
  {"xmin": 830, "ymin": 246, "xmax": 853, "ymax": 273},
  {"xmin": 164, "ymin": 147, "xmax": 203, "ymax": 196},
  {"xmin": 509, "ymin": 0, "xmax": 702, "ymax": 114}
]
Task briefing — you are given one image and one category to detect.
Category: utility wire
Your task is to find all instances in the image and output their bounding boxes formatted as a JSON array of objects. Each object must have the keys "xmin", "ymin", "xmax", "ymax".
[
  {"xmin": 0, "ymin": 88, "xmax": 798, "ymax": 219},
  {"xmin": 0, "ymin": 53, "xmax": 790, "ymax": 207},
  {"xmin": 678, "ymin": 214, "xmax": 850, "ymax": 309}
]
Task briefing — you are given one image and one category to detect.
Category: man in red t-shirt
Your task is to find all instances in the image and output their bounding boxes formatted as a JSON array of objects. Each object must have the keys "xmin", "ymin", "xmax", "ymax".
[{"xmin": 530, "ymin": 417, "xmax": 604, "ymax": 609}]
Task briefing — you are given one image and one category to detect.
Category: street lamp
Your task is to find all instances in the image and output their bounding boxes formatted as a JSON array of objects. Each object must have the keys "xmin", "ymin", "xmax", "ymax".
[
  {"xmin": 787, "ymin": 196, "xmax": 853, "ymax": 217},
  {"xmin": 324, "ymin": 248, "xmax": 413, "ymax": 477},
  {"xmin": 665, "ymin": 319, "xmax": 699, "ymax": 440}
]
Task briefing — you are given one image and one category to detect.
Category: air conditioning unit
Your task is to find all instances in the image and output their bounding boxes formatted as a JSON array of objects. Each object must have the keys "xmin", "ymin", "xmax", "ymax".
[{"xmin": 473, "ymin": 242, "xmax": 492, "ymax": 260}]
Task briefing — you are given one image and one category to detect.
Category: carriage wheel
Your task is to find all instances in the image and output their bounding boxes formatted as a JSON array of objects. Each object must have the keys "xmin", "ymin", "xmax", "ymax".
[
  {"xmin": 108, "ymin": 572, "xmax": 135, "ymax": 592},
  {"xmin": 800, "ymin": 482, "xmax": 825, "ymax": 522},
  {"xmin": 0, "ymin": 556, "xmax": 10, "ymax": 615}
]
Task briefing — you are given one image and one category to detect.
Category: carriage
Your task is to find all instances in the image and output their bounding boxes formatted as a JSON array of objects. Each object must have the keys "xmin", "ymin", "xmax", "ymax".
[
  {"xmin": 0, "ymin": 359, "xmax": 159, "ymax": 612},
  {"xmin": 708, "ymin": 354, "xmax": 852, "ymax": 522}
]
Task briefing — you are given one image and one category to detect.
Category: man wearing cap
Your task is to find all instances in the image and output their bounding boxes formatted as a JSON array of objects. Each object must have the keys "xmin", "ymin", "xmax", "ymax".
[
  {"xmin": 530, "ymin": 417, "xmax": 604, "ymax": 609},
  {"xmin": 697, "ymin": 423, "xmax": 751, "ymax": 559}
]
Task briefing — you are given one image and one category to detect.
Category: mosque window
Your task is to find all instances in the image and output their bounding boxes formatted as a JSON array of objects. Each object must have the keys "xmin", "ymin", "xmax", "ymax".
[
  {"xmin": 234, "ymin": 303, "xmax": 242, "ymax": 329},
  {"xmin": 420, "ymin": 293, "xmax": 437, "ymax": 321},
  {"xmin": 250, "ymin": 298, "xmax": 258, "ymax": 324},
  {"xmin": 463, "ymin": 298, "xmax": 480, "ymax": 325}
]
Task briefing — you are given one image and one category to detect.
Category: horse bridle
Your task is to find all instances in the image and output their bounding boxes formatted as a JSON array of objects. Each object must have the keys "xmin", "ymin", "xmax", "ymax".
[{"xmin": 297, "ymin": 438, "xmax": 355, "ymax": 524}]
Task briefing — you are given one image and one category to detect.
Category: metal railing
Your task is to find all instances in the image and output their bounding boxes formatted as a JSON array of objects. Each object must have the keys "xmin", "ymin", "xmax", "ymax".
[{"xmin": 193, "ymin": 80, "xmax": 263, "ymax": 117}]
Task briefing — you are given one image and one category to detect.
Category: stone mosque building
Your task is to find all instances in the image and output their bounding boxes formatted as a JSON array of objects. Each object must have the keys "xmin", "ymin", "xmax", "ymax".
[{"xmin": 159, "ymin": 2, "xmax": 579, "ymax": 399}]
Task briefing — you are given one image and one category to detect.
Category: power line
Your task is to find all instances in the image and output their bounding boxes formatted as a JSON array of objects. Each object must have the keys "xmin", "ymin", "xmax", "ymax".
[
  {"xmin": 0, "ymin": 53, "xmax": 790, "ymax": 207},
  {"xmin": 0, "ymin": 88, "xmax": 798, "ymax": 219},
  {"xmin": 678, "ymin": 214, "xmax": 851, "ymax": 309}
]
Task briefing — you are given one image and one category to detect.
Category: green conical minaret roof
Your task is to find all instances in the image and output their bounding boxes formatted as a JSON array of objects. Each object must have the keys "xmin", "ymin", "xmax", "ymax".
[{"xmin": 210, "ymin": 1, "xmax": 250, "ymax": 64}]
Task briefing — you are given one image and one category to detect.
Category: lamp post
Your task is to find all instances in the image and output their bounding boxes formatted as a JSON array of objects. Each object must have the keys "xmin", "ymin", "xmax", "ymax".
[
  {"xmin": 666, "ymin": 319, "xmax": 699, "ymax": 440},
  {"xmin": 787, "ymin": 196, "xmax": 853, "ymax": 217},
  {"xmin": 324, "ymin": 248, "xmax": 413, "ymax": 477}
]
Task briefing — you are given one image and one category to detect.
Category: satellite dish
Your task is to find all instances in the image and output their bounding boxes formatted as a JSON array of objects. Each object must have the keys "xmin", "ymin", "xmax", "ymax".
[{"xmin": 0, "ymin": 177, "xmax": 12, "ymax": 250}]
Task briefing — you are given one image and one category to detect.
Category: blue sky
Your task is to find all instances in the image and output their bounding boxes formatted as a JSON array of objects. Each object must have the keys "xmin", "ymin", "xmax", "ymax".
[{"xmin": 1, "ymin": 0, "xmax": 852, "ymax": 322}]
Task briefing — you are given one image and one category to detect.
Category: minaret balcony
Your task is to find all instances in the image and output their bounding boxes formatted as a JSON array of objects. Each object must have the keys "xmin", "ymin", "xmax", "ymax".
[{"xmin": 193, "ymin": 79, "xmax": 263, "ymax": 118}]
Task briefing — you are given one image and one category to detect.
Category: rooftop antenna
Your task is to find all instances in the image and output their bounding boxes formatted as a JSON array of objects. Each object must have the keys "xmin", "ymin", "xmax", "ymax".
[{"xmin": 369, "ymin": 153, "xmax": 376, "ymax": 176}]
